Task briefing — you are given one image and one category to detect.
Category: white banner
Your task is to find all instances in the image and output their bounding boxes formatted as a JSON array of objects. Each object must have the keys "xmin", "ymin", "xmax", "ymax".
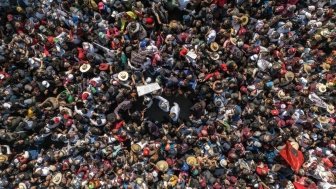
[{"xmin": 136, "ymin": 83, "xmax": 161, "ymax": 96}]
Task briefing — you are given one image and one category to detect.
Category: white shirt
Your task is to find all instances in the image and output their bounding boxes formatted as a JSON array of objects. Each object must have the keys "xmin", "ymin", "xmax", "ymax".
[
  {"xmin": 155, "ymin": 96, "xmax": 170, "ymax": 112},
  {"xmin": 170, "ymin": 102, "xmax": 180, "ymax": 122}
]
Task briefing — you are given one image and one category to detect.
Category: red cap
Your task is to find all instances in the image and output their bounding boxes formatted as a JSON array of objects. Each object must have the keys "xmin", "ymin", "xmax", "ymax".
[
  {"xmin": 288, "ymin": 47, "xmax": 296, "ymax": 54},
  {"xmin": 238, "ymin": 27, "xmax": 247, "ymax": 36},
  {"xmin": 98, "ymin": 2, "xmax": 104, "ymax": 10},
  {"xmin": 179, "ymin": 48, "xmax": 188, "ymax": 56},
  {"xmin": 143, "ymin": 148, "xmax": 150, "ymax": 156},
  {"xmin": 145, "ymin": 17, "xmax": 154, "ymax": 25},
  {"xmin": 240, "ymin": 86, "xmax": 248, "ymax": 93},
  {"xmin": 271, "ymin": 109, "xmax": 279, "ymax": 116},
  {"xmin": 253, "ymin": 46, "xmax": 260, "ymax": 54},
  {"xmin": 180, "ymin": 33, "xmax": 188, "ymax": 41},
  {"xmin": 82, "ymin": 92, "xmax": 89, "ymax": 100},
  {"xmin": 65, "ymin": 119, "xmax": 73, "ymax": 127},
  {"xmin": 275, "ymin": 6, "xmax": 285, "ymax": 13},
  {"xmin": 256, "ymin": 164, "xmax": 269, "ymax": 175},
  {"xmin": 47, "ymin": 36, "xmax": 55, "ymax": 44},
  {"xmin": 220, "ymin": 63, "xmax": 227, "ymax": 71},
  {"xmin": 90, "ymin": 80, "xmax": 97, "ymax": 87},
  {"xmin": 54, "ymin": 117, "xmax": 60, "ymax": 124}
]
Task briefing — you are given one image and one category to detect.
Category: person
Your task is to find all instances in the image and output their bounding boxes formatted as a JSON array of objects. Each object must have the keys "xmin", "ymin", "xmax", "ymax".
[{"xmin": 0, "ymin": 0, "xmax": 336, "ymax": 188}]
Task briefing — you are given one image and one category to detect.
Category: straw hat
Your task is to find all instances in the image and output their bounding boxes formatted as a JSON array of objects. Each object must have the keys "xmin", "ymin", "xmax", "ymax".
[
  {"xmin": 317, "ymin": 83, "xmax": 327, "ymax": 93},
  {"xmin": 52, "ymin": 172, "xmax": 62, "ymax": 185},
  {"xmin": 240, "ymin": 15, "xmax": 249, "ymax": 26},
  {"xmin": 320, "ymin": 29, "xmax": 331, "ymax": 37},
  {"xmin": 156, "ymin": 160, "xmax": 169, "ymax": 172},
  {"xmin": 80, "ymin": 64, "xmax": 91, "ymax": 73},
  {"xmin": 209, "ymin": 52, "xmax": 220, "ymax": 60},
  {"xmin": 186, "ymin": 156, "xmax": 197, "ymax": 166},
  {"xmin": 131, "ymin": 144, "xmax": 141, "ymax": 153},
  {"xmin": 303, "ymin": 64, "xmax": 312, "ymax": 73},
  {"xmin": 321, "ymin": 63, "xmax": 330, "ymax": 71},
  {"xmin": 230, "ymin": 37, "xmax": 237, "ymax": 45},
  {"xmin": 285, "ymin": 71, "xmax": 295, "ymax": 82},
  {"xmin": 16, "ymin": 6, "xmax": 24, "ymax": 13},
  {"xmin": 327, "ymin": 104, "xmax": 335, "ymax": 114},
  {"xmin": 0, "ymin": 154, "xmax": 8, "ymax": 163},
  {"xmin": 318, "ymin": 116, "xmax": 329, "ymax": 124},
  {"xmin": 18, "ymin": 183, "xmax": 27, "ymax": 189},
  {"xmin": 277, "ymin": 90, "xmax": 286, "ymax": 99},
  {"xmin": 169, "ymin": 175, "xmax": 178, "ymax": 186},
  {"xmin": 136, "ymin": 177, "xmax": 144, "ymax": 185},
  {"xmin": 118, "ymin": 71, "xmax": 129, "ymax": 81},
  {"xmin": 210, "ymin": 42, "xmax": 219, "ymax": 52}
]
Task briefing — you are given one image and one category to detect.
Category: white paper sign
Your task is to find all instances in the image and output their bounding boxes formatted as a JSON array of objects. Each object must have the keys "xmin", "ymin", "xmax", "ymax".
[
  {"xmin": 136, "ymin": 83, "xmax": 161, "ymax": 96},
  {"xmin": 308, "ymin": 93, "xmax": 328, "ymax": 109}
]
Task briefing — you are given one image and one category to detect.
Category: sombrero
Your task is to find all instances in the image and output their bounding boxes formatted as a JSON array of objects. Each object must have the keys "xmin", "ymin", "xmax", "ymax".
[
  {"xmin": 52, "ymin": 172, "xmax": 62, "ymax": 185},
  {"xmin": 318, "ymin": 116, "xmax": 329, "ymax": 124},
  {"xmin": 277, "ymin": 90, "xmax": 286, "ymax": 99},
  {"xmin": 0, "ymin": 154, "xmax": 8, "ymax": 163},
  {"xmin": 136, "ymin": 177, "xmax": 144, "ymax": 185},
  {"xmin": 131, "ymin": 144, "xmax": 141, "ymax": 153},
  {"xmin": 118, "ymin": 71, "xmax": 129, "ymax": 81},
  {"xmin": 156, "ymin": 160, "xmax": 169, "ymax": 172},
  {"xmin": 240, "ymin": 15, "xmax": 249, "ymax": 26},
  {"xmin": 285, "ymin": 71, "xmax": 295, "ymax": 82},
  {"xmin": 303, "ymin": 64, "xmax": 312, "ymax": 73},
  {"xmin": 99, "ymin": 63, "xmax": 109, "ymax": 71},
  {"xmin": 320, "ymin": 29, "xmax": 330, "ymax": 37},
  {"xmin": 321, "ymin": 63, "xmax": 330, "ymax": 71},
  {"xmin": 230, "ymin": 37, "xmax": 237, "ymax": 45},
  {"xmin": 169, "ymin": 175, "xmax": 178, "ymax": 186},
  {"xmin": 210, "ymin": 52, "xmax": 220, "ymax": 60},
  {"xmin": 327, "ymin": 104, "xmax": 335, "ymax": 114},
  {"xmin": 210, "ymin": 42, "xmax": 219, "ymax": 52},
  {"xmin": 317, "ymin": 83, "xmax": 327, "ymax": 93},
  {"xmin": 186, "ymin": 156, "xmax": 197, "ymax": 166},
  {"xmin": 80, "ymin": 64, "xmax": 91, "ymax": 73},
  {"xmin": 18, "ymin": 183, "xmax": 27, "ymax": 189},
  {"xmin": 16, "ymin": 6, "xmax": 24, "ymax": 13}
]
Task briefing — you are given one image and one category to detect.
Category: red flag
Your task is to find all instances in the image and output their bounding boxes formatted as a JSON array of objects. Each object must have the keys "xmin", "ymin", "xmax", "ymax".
[
  {"xmin": 279, "ymin": 141, "xmax": 304, "ymax": 172},
  {"xmin": 293, "ymin": 182, "xmax": 307, "ymax": 189}
]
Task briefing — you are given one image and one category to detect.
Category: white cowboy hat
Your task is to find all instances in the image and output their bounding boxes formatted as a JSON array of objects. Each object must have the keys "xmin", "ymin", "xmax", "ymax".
[
  {"xmin": 18, "ymin": 183, "xmax": 27, "ymax": 189},
  {"xmin": 317, "ymin": 83, "xmax": 327, "ymax": 93},
  {"xmin": 210, "ymin": 52, "xmax": 220, "ymax": 60},
  {"xmin": 220, "ymin": 159, "xmax": 227, "ymax": 167},
  {"xmin": 118, "ymin": 71, "xmax": 129, "ymax": 81},
  {"xmin": 52, "ymin": 172, "xmax": 63, "ymax": 185},
  {"xmin": 318, "ymin": 116, "xmax": 329, "ymax": 124},
  {"xmin": 277, "ymin": 90, "xmax": 286, "ymax": 99},
  {"xmin": 80, "ymin": 64, "xmax": 91, "ymax": 73},
  {"xmin": 42, "ymin": 80, "xmax": 50, "ymax": 88},
  {"xmin": 327, "ymin": 104, "xmax": 335, "ymax": 114}
]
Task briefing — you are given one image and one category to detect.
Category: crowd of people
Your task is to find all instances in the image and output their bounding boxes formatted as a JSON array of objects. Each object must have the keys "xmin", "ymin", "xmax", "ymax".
[{"xmin": 0, "ymin": 0, "xmax": 336, "ymax": 188}]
